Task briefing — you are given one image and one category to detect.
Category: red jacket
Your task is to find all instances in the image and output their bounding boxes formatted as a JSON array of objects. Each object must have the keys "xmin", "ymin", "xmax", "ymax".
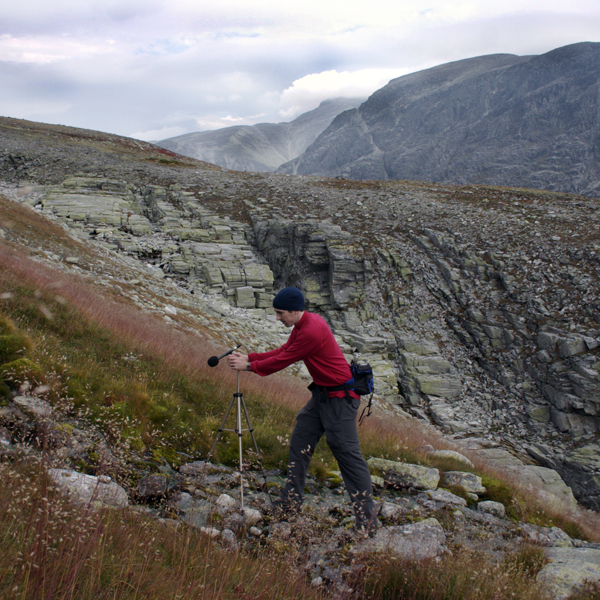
[{"xmin": 247, "ymin": 312, "xmax": 358, "ymax": 399}]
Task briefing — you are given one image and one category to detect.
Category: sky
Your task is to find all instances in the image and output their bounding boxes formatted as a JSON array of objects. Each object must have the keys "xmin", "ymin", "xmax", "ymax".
[{"xmin": 1, "ymin": 1, "xmax": 599, "ymax": 141}]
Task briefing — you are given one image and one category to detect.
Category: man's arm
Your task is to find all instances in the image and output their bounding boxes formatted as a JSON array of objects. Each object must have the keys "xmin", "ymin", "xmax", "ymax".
[{"xmin": 247, "ymin": 329, "xmax": 321, "ymax": 376}]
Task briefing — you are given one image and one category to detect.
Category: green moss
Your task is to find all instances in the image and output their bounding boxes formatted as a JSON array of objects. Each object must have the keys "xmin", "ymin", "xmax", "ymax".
[
  {"xmin": 0, "ymin": 333, "xmax": 32, "ymax": 363},
  {"xmin": 326, "ymin": 476, "xmax": 343, "ymax": 488},
  {"xmin": 0, "ymin": 358, "xmax": 43, "ymax": 385},
  {"xmin": 54, "ymin": 423, "xmax": 75, "ymax": 435},
  {"xmin": 0, "ymin": 315, "xmax": 17, "ymax": 336},
  {"xmin": 480, "ymin": 475, "xmax": 519, "ymax": 520},
  {"xmin": 308, "ymin": 460, "xmax": 331, "ymax": 482},
  {"xmin": 151, "ymin": 447, "xmax": 181, "ymax": 467}
]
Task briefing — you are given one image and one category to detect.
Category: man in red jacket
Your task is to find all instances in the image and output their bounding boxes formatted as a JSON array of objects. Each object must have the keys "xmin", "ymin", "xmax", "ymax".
[{"xmin": 228, "ymin": 286, "xmax": 377, "ymax": 536}]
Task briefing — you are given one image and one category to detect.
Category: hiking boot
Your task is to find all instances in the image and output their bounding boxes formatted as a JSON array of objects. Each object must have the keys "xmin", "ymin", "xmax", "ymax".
[{"xmin": 352, "ymin": 521, "xmax": 378, "ymax": 539}]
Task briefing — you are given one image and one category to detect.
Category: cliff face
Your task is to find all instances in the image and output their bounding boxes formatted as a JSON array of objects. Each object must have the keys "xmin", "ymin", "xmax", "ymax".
[
  {"xmin": 156, "ymin": 98, "xmax": 364, "ymax": 172},
  {"xmin": 279, "ymin": 43, "xmax": 600, "ymax": 197},
  {"xmin": 1, "ymin": 116, "xmax": 600, "ymax": 509}
]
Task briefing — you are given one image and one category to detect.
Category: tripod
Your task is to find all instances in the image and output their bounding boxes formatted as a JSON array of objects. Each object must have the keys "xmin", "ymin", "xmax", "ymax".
[{"xmin": 206, "ymin": 371, "xmax": 269, "ymax": 510}]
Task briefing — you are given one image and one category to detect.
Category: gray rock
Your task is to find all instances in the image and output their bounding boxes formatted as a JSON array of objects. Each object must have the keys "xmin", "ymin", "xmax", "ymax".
[
  {"xmin": 49, "ymin": 468, "xmax": 129, "ymax": 508},
  {"xmin": 426, "ymin": 488, "xmax": 467, "ymax": 507},
  {"xmin": 439, "ymin": 471, "xmax": 486, "ymax": 494},
  {"xmin": 359, "ymin": 518, "xmax": 447, "ymax": 560},
  {"xmin": 521, "ymin": 524, "xmax": 574, "ymax": 547},
  {"xmin": 220, "ymin": 528, "xmax": 239, "ymax": 550},
  {"xmin": 426, "ymin": 449, "xmax": 474, "ymax": 468},
  {"xmin": 242, "ymin": 507, "xmax": 263, "ymax": 526},
  {"xmin": 215, "ymin": 493, "xmax": 238, "ymax": 516},
  {"xmin": 0, "ymin": 427, "xmax": 11, "ymax": 446},
  {"xmin": 558, "ymin": 336, "xmax": 588, "ymax": 358},
  {"xmin": 368, "ymin": 458, "xmax": 440, "ymax": 490},
  {"xmin": 477, "ymin": 500, "xmax": 506, "ymax": 518},
  {"xmin": 136, "ymin": 473, "xmax": 167, "ymax": 499},
  {"xmin": 519, "ymin": 466, "xmax": 578, "ymax": 510},
  {"xmin": 197, "ymin": 526, "xmax": 220, "ymax": 538},
  {"xmin": 13, "ymin": 396, "xmax": 52, "ymax": 419},
  {"xmin": 415, "ymin": 374, "xmax": 463, "ymax": 398},
  {"xmin": 537, "ymin": 547, "xmax": 600, "ymax": 599},
  {"xmin": 379, "ymin": 501, "xmax": 407, "ymax": 520},
  {"xmin": 560, "ymin": 445, "xmax": 600, "ymax": 510},
  {"xmin": 181, "ymin": 503, "xmax": 212, "ymax": 529}
]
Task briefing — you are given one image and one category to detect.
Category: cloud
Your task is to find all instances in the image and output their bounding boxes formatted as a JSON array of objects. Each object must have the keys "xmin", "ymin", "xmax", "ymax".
[
  {"xmin": 129, "ymin": 125, "xmax": 188, "ymax": 141},
  {"xmin": 0, "ymin": 1, "xmax": 599, "ymax": 139},
  {"xmin": 278, "ymin": 68, "xmax": 416, "ymax": 119},
  {"xmin": 0, "ymin": 34, "xmax": 115, "ymax": 64}
]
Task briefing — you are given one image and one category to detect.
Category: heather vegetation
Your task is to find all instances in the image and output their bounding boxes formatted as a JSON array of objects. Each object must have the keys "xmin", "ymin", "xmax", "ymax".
[{"xmin": 1, "ymin": 200, "xmax": 600, "ymax": 599}]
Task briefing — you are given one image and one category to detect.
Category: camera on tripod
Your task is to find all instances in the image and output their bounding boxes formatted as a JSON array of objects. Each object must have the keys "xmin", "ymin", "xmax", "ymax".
[{"xmin": 206, "ymin": 343, "xmax": 269, "ymax": 510}]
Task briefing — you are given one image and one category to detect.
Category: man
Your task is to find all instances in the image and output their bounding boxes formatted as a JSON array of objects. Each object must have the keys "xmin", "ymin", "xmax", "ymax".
[{"xmin": 227, "ymin": 286, "xmax": 377, "ymax": 536}]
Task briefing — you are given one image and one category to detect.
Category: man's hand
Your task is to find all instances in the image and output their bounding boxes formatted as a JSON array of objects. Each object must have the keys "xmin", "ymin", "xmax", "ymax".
[{"xmin": 227, "ymin": 352, "xmax": 250, "ymax": 371}]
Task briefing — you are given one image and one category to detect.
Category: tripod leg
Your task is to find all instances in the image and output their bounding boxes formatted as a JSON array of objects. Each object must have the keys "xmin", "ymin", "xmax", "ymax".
[
  {"xmin": 206, "ymin": 393, "xmax": 236, "ymax": 463},
  {"xmin": 236, "ymin": 393, "xmax": 245, "ymax": 511},
  {"xmin": 239, "ymin": 395, "xmax": 271, "ymax": 497}
]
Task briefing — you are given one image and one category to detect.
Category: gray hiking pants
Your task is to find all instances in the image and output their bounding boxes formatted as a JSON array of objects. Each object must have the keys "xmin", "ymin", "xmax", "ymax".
[{"xmin": 281, "ymin": 387, "xmax": 376, "ymax": 532}]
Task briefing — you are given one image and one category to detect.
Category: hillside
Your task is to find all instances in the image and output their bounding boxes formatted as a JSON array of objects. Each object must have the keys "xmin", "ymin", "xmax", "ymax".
[
  {"xmin": 1, "ymin": 116, "xmax": 600, "ymax": 598},
  {"xmin": 279, "ymin": 42, "xmax": 600, "ymax": 197},
  {"xmin": 157, "ymin": 98, "xmax": 364, "ymax": 172}
]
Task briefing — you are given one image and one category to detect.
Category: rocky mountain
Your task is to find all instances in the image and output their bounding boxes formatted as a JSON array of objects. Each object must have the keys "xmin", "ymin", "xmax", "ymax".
[
  {"xmin": 279, "ymin": 42, "xmax": 600, "ymax": 198},
  {"xmin": 156, "ymin": 97, "xmax": 364, "ymax": 172},
  {"xmin": 1, "ymin": 115, "xmax": 600, "ymax": 513}
]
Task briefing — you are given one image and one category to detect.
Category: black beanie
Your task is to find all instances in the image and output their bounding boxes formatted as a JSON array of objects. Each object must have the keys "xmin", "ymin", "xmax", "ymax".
[{"xmin": 273, "ymin": 287, "xmax": 305, "ymax": 311}]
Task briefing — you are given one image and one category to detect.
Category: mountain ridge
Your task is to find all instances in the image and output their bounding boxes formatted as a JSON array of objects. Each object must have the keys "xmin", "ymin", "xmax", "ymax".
[
  {"xmin": 278, "ymin": 42, "xmax": 600, "ymax": 197},
  {"xmin": 157, "ymin": 97, "xmax": 364, "ymax": 172}
]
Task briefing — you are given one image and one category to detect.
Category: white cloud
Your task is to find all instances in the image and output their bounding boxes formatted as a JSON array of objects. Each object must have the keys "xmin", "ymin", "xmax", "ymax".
[
  {"xmin": 278, "ymin": 68, "xmax": 419, "ymax": 119},
  {"xmin": 1, "ymin": 1, "xmax": 599, "ymax": 138},
  {"xmin": 130, "ymin": 125, "xmax": 188, "ymax": 141},
  {"xmin": 0, "ymin": 34, "xmax": 116, "ymax": 64}
]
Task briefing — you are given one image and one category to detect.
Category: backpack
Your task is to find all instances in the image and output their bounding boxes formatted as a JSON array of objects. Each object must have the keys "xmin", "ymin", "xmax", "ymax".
[{"xmin": 350, "ymin": 360, "xmax": 375, "ymax": 425}]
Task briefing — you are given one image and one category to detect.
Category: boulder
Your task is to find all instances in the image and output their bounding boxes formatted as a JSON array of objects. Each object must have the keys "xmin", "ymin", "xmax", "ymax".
[
  {"xmin": 477, "ymin": 500, "xmax": 505, "ymax": 518},
  {"xmin": 537, "ymin": 547, "xmax": 600, "ymax": 600},
  {"xmin": 416, "ymin": 374, "xmax": 463, "ymax": 398},
  {"xmin": 558, "ymin": 336, "xmax": 588, "ymax": 358},
  {"xmin": 426, "ymin": 449, "xmax": 474, "ymax": 468},
  {"xmin": 425, "ymin": 488, "xmax": 467, "ymax": 506},
  {"xmin": 235, "ymin": 286, "xmax": 257, "ymax": 308},
  {"xmin": 136, "ymin": 473, "xmax": 168, "ymax": 499},
  {"xmin": 368, "ymin": 458, "xmax": 440, "ymax": 490},
  {"xmin": 359, "ymin": 518, "xmax": 447, "ymax": 560},
  {"xmin": 439, "ymin": 471, "xmax": 486, "ymax": 494},
  {"xmin": 13, "ymin": 395, "xmax": 52, "ymax": 419},
  {"xmin": 49, "ymin": 468, "xmax": 129, "ymax": 508}
]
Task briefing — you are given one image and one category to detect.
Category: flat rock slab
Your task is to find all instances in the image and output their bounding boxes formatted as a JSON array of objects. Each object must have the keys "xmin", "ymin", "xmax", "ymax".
[
  {"xmin": 13, "ymin": 396, "xmax": 52, "ymax": 419},
  {"xmin": 537, "ymin": 547, "xmax": 600, "ymax": 599},
  {"xmin": 49, "ymin": 468, "xmax": 129, "ymax": 508},
  {"xmin": 368, "ymin": 457, "xmax": 440, "ymax": 490},
  {"xmin": 358, "ymin": 518, "xmax": 447, "ymax": 560}
]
